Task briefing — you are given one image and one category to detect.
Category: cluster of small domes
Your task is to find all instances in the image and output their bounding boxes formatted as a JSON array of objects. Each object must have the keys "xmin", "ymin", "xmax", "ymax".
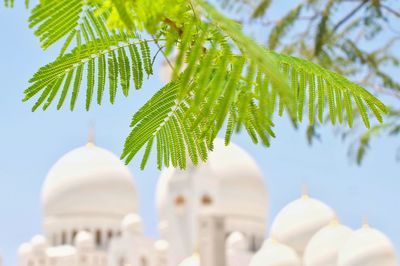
[{"xmin": 249, "ymin": 195, "xmax": 397, "ymax": 266}]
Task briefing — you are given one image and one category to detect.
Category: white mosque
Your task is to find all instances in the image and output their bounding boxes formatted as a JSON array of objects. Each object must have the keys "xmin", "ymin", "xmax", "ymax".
[{"xmin": 14, "ymin": 138, "xmax": 398, "ymax": 266}]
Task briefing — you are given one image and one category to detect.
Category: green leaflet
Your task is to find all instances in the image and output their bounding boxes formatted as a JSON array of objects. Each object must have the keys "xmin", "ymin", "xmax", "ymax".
[
  {"xmin": 108, "ymin": 51, "xmax": 118, "ymax": 103},
  {"xmin": 70, "ymin": 64, "xmax": 83, "ymax": 110},
  {"xmin": 140, "ymin": 137, "xmax": 154, "ymax": 170},
  {"xmin": 86, "ymin": 59, "xmax": 95, "ymax": 110},
  {"xmin": 97, "ymin": 54, "xmax": 106, "ymax": 105},
  {"xmin": 140, "ymin": 40, "xmax": 153, "ymax": 76},
  {"xmin": 252, "ymin": 0, "xmax": 272, "ymax": 18}
]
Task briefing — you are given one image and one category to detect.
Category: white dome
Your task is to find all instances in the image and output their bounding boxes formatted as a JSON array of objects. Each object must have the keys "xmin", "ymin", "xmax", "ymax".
[
  {"xmin": 226, "ymin": 231, "xmax": 247, "ymax": 251},
  {"xmin": 42, "ymin": 144, "xmax": 138, "ymax": 217},
  {"xmin": 338, "ymin": 225, "xmax": 397, "ymax": 266},
  {"xmin": 18, "ymin": 243, "xmax": 32, "ymax": 255},
  {"xmin": 74, "ymin": 231, "xmax": 94, "ymax": 250},
  {"xmin": 303, "ymin": 221, "xmax": 352, "ymax": 266},
  {"xmin": 249, "ymin": 238, "xmax": 301, "ymax": 266},
  {"xmin": 121, "ymin": 213, "xmax": 143, "ymax": 234},
  {"xmin": 31, "ymin": 235, "xmax": 48, "ymax": 253},
  {"xmin": 179, "ymin": 254, "xmax": 200, "ymax": 266},
  {"xmin": 270, "ymin": 195, "xmax": 335, "ymax": 254},
  {"xmin": 155, "ymin": 240, "xmax": 169, "ymax": 251},
  {"xmin": 156, "ymin": 138, "xmax": 267, "ymax": 220}
]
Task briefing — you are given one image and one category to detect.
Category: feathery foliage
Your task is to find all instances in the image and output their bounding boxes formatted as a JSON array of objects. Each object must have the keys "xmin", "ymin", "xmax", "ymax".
[
  {"xmin": 19, "ymin": 0, "xmax": 389, "ymax": 169},
  {"xmin": 227, "ymin": 0, "xmax": 399, "ymax": 164},
  {"xmin": 23, "ymin": 35, "xmax": 151, "ymax": 111}
]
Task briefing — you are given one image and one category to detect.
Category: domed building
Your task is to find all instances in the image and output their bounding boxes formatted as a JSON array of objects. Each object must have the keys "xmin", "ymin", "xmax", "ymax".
[
  {"xmin": 156, "ymin": 138, "xmax": 268, "ymax": 264},
  {"xmin": 269, "ymin": 194, "xmax": 335, "ymax": 255},
  {"xmin": 42, "ymin": 142, "xmax": 138, "ymax": 248},
  {"xmin": 303, "ymin": 220, "xmax": 352, "ymax": 266},
  {"xmin": 15, "ymin": 138, "xmax": 397, "ymax": 266}
]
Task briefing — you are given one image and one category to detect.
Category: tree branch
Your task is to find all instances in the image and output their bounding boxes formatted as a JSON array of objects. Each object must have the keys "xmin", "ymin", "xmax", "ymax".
[{"xmin": 332, "ymin": 0, "xmax": 369, "ymax": 34}]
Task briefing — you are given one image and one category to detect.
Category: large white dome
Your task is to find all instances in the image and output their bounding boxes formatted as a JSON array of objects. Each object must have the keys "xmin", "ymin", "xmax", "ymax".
[
  {"xmin": 156, "ymin": 138, "xmax": 267, "ymax": 220},
  {"xmin": 338, "ymin": 225, "xmax": 397, "ymax": 266},
  {"xmin": 179, "ymin": 254, "xmax": 200, "ymax": 266},
  {"xmin": 303, "ymin": 221, "xmax": 352, "ymax": 266},
  {"xmin": 42, "ymin": 143, "xmax": 138, "ymax": 218},
  {"xmin": 249, "ymin": 238, "xmax": 301, "ymax": 266},
  {"xmin": 270, "ymin": 195, "xmax": 335, "ymax": 255}
]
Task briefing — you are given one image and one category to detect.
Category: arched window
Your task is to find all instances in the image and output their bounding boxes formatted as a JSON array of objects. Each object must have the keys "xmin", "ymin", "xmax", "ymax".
[
  {"xmin": 174, "ymin": 195, "xmax": 185, "ymax": 206},
  {"xmin": 61, "ymin": 231, "xmax": 66, "ymax": 244},
  {"xmin": 72, "ymin": 229, "xmax": 78, "ymax": 241},
  {"xmin": 201, "ymin": 194, "xmax": 213, "ymax": 206},
  {"xmin": 107, "ymin": 230, "xmax": 113, "ymax": 241},
  {"xmin": 96, "ymin": 229, "xmax": 102, "ymax": 246},
  {"xmin": 52, "ymin": 234, "xmax": 57, "ymax": 245},
  {"xmin": 250, "ymin": 235, "xmax": 257, "ymax": 252},
  {"xmin": 140, "ymin": 256, "xmax": 148, "ymax": 266},
  {"xmin": 119, "ymin": 257, "xmax": 126, "ymax": 266}
]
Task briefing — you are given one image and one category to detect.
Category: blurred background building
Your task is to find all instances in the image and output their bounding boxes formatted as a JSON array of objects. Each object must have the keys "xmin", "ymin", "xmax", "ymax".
[{"xmin": 15, "ymin": 138, "xmax": 397, "ymax": 266}]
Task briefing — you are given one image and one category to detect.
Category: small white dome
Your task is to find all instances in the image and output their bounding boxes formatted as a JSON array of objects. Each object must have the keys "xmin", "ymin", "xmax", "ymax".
[
  {"xmin": 74, "ymin": 231, "xmax": 94, "ymax": 250},
  {"xmin": 270, "ymin": 195, "xmax": 335, "ymax": 254},
  {"xmin": 46, "ymin": 245, "xmax": 76, "ymax": 258},
  {"xmin": 338, "ymin": 225, "xmax": 397, "ymax": 266},
  {"xmin": 250, "ymin": 238, "xmax": 301, "ymax": 266},
  {"xmin": 156, "ymin": 138, "xmax": 267, "ymax": 221},
  {"xmin": 18, "ymin": 243, "xmax": 32, "ymax": 255},
  {"xmin": 31, "ymin": 235, "xmax": 48, "ymax": 253},
  {"xmin": 179, "ymin": 254, "xmax": 200, "ymax": 266},
  {"xmin": 226, "ymin": 231, "xmax": 247, "ymax": 251},
  {"xmin": 303, "ymin": 221, "xmax": 352, "ymax": 266},
  {"xmin": 155, "ymin": 240, "xmax": 169, "ymax": 251},
  {"xmin": 121, "ymin": 213, "xmax": 143, "ymax": 234},
  {"xmin": 42, "ymin": 144, "xmax": 138, "ymax": 218}
]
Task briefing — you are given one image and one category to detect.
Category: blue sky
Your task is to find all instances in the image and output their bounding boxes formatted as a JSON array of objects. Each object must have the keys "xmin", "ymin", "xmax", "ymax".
[{"xmin": 0, "ymin": 3, "xmax": 399, "ymax": 265}]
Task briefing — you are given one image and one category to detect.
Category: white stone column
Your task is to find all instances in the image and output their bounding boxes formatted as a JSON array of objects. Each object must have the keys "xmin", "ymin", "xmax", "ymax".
[{"xmin": 198, "ymin": 214, "xmax": 226, "ymax": 266}]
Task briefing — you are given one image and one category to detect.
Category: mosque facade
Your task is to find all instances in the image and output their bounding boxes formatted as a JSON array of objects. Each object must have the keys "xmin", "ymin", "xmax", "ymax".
[{"xmin": 14, "ymin": 139, "xmax": 398, "ymax": 266}]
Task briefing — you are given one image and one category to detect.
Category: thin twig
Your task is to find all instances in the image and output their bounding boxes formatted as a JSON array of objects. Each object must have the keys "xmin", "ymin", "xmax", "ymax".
[
  {"xmin": 152, "ymin": 35, "xmax": 174, "ymax": 70},
  {"xmin": 332, "ymin": 0, "xmax": 369, "ymax": 34},
  {"xmin": 381, "ymin": 4, "xmax": 400, "ymax": 18}
]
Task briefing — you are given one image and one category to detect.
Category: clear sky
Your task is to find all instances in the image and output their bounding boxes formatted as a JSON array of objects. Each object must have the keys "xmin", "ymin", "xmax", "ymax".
[{"xmin": 0, "ymin": 3, "xmax": 399, "ymax": 266}]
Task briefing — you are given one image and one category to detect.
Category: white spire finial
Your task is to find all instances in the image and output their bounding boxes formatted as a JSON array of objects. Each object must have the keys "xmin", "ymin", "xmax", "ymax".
[
  {"xmin": 362, "ymin": 215, "xmax": 370, "ymax": 228},
  {"xmin": 87, "ymin": 121, "xmax": 95, "ymax": 147},
  {"xmin": 301, "ymin": 183, "xmax": 310, "ymax": 199}
]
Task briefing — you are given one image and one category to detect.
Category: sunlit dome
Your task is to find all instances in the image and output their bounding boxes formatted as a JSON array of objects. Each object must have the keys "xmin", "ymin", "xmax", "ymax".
[
  {"xmin": 249, "ymin": 238, "xmax": 301, "ymax": 266},
  {"xmin": 154, "ymin": 240, "xmax": 169, "ymax": 251},
  {"xmin": 31, "ymin": 235, "xmax": 48, "ymax": 253},
  {"xmin": 156, "ymin": 138, "xmax": 267, "ymax": 221},
  {"xmin": 303, "ymin": 220, "xmax": 352, "ymax": 266},
  {"xmin": 338, "ymin": 225, "xmax": 398, "ymax": 266},
  {"xmin": 226, "ymin": 231, "xmax": 247, "ymax": 251},
  {"xmin": 18, "ymin": 243, "xmax": 32, "ymax": 255},
  {"xmin": 179, "ymin": 254, "xmax": 200, "ymax": 266},
  {"xmin": 42, "ymin": 143, "xmax": 138, "ymax": 218},
  {"xmin": 74, "ymin": 231, "xmax": 94, "ymax": 250},
  {"xmin": 270, "ymin": 195, "xmax": 335, "ymax": 254},
  {"xmin": 121, "ymin": 213, "xmax": 143, "ymax": 234}
]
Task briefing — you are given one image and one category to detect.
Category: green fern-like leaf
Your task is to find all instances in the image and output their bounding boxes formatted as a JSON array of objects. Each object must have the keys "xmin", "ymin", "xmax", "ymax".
[{"xmin": 23, "ymin": 36, "xmax": 149, "ymax": 110}]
